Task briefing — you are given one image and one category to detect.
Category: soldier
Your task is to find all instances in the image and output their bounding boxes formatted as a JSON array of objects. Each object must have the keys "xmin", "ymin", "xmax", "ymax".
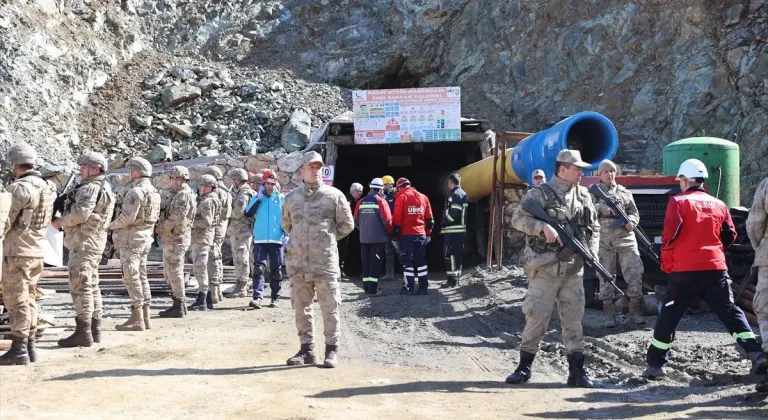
[
  {"xmin": 282, "ymin": 151, "xmax": 354, "ymax": 368},
  {"xmin": 591, "ymin": 159, "xmax": 645, "ymax": 327},
  {"xmin": 0, "ymin": 144, "xmax": 56, "ymax": 366},
  {"xmin": 54, "ymin": 152, "xmax": 115, "ymax": 347},
  {"xmin": 156, "ymin": 166, "xmax": 196, "ymax": 318},
  {"xmin": 381, "ymin": 175, "xmax": 397, "ymax": 281},
  {"xmin": 506, "ymin": 150, "xmax": 599, "ymax": 388},
  {"xmin": 747, "ymin": 175, "xmax": 768, "ymax": 392},
  {"xmin": 188, "ymin": 174, "xmax": 220, "ymax": 311},
  {"xmin": 440, "ymin": 173, "xmax": 468, "ymax": 289},
  {"xmin": 203, "ymin": 166, "xmax": 232, "ymax": 304},
  {"xmin": 226, "ymin": 168, "xmax": 255, "ymax": 298},
  {"xmin": 531, "ymin": 169, "xmax": 546, "ymax": 187},
  {"xmin": 109, "ymin": 157, "xmax": 161, "ymax": 331}
]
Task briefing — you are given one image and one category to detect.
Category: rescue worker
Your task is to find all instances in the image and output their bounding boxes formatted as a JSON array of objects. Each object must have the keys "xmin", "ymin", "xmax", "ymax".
[
  {"xmin": 155, "ymin": 166, "xmax": 196, "ymax": 318},
  {"xmin": 282, "ymin": 151, "xmax": 354, "ymax": 368},
  {"xmin": 531, "ymin": 169, "xmax": 546, "ymax": 187},
  {"xmin": 746, "ymin": 175, "xmax": 768, "ymax": 392},
  {"xmin": 643, "ymin": 159, "xmax": 767, "ymax": 379},
  {"xmin": 392, "ymin": 177, "xmax": 434, "ymax": 295},
  {"xmin": 109, "ymin": 157, "xmax": 161, "ymax": 332},
  {"xmin": 226, "ymin": 168, "xmax": 255, "ymax": 298},
  {"xmin": 506, "ymin": 149, "xmax": 599, "ymax": 388},
  {"xmin": 245, "ymin": 169, "xmax": 285, "ymax": 308},
  {"xmin": 188, "ymin": 175, "xmax": 221, "ymax": 311},
  {"xmin": 440, "ymin": 173, "xmax": 468, "ymax": 289},
  {"xmin": 341, "ymin": 182, "xmax": 364, "ymax": 279},
  {"xmin": 591, "ymin": 159, "xmax": 645, "ymax": 327},
  {"xmin": 353, "ymin": 178, "xmax": 392, "ymax": 295},
  {"xmin": 381, "ymin": 175, "xmax": 397, "ymax": 281},
  {"xmin": 0, "ymin": 144, "xmax": 56, "ymax": 365},
  {"xmin": 203, "ymin": 166, "xmax": 232, "ymax": 304},
  {"xmin": 55, "ymin": 152, "xmax": 115, "ymax": 347}
]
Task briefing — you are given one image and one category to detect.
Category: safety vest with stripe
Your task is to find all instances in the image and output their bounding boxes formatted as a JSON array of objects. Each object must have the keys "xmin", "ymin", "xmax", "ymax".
[{"xmin": 442, "ymin": 186, "xmax": 468, "ymax": 235}]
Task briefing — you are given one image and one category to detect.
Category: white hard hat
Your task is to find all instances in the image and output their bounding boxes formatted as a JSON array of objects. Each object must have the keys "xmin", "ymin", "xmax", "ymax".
[
  {"xmin": 369, "ymin": 178, "xmax": 383, "ymax": 189},
  {"xmin": 350, "ymin": 182, "xmax": 364, "ymax": 192},
  {"xmin": 676, "ymin": 159, "xmax": 708, "ymax": 179}
]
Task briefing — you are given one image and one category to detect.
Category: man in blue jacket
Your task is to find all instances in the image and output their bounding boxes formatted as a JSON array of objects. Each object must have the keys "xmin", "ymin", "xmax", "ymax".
[{"xmin": 245, "ymin": 169, "xmax": 285, "ymax": 308}]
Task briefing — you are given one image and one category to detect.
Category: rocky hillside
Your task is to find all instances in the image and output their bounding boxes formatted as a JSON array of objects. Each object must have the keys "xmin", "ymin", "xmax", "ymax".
[{"xmin": 1, "ymin": 0, "xmax": 766, "ymax": 201}]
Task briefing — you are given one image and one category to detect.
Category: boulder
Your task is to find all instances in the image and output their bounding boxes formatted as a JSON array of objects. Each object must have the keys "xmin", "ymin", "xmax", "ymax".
[
  {"xmin": 167, "ymin": 123, "xmax": 194, "ymax": 138},
  {"xmin": 245, "ymin": 156, "xmax": 271, "ymax": 173},
  {"xmin": 145, "ymin": 144, "xmax": 174, "ymax": 164},
  {"xmin": 276, "ymin": 151, "xmax": 303, "ymax": 173},
  {"xmin": 177, "ymin": 144, "xmax": 201, "ymax": 160},
  {"xmin": 280, "ymin": 109, "xmax": 311, "ymax": 152},
  {"xmin": 161, "ymin": 84, "xmax": 202, "ymax": 107}
]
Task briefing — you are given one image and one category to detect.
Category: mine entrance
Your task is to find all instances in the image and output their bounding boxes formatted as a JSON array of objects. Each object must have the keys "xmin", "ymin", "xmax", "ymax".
[{"xmin": 334, "ymin": 141, "xmax": 485, "ymax": 275}]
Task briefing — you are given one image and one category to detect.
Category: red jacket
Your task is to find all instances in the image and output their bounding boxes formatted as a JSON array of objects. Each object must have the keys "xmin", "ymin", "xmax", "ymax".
[
  {"xmin": 392, "ymin": 186, "xmax": 433, "ymax": 237},
  {"xmin": 660, "ymin": 187, "xmax": 736, "ymax": 273}
]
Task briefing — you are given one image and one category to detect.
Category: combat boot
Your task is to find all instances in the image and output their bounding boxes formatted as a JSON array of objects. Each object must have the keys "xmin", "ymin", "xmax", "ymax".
[
  {"xmin": 505, "ymin": 351, "xmax": 536, "ymax": 384},
  {"xmin": 642, "ymin": 364, "xmax": 666, "ymax": 379},
  {"xmin": 757, "ymin": 373, "xmax": 768, "ymax": 393},
  {"xmin": 188, "ymin": 292, "xmax": 207, "ymax": 311},
  {"xmin": 27, "ymin": 335, "xmax": 37, "ymax": 363},
  {"xmin": 217, "ymin": 283, "xmax": 224, "ymax": 301},
  {"xmin": 227, "ymin": 281, "xmax": 249, "ymax": 298},
  {"xmin": 0, "ymin": 336, "xmax": 30, "ymax": 366},
  {"xmin": 566, "ymin": 352, "xmax": 594, "ymax": 388},
  {"xmin": 210, "ymin": 284, "xmax": 220, "ymax": 304},
  {"xmin": 323, "ymin": 345, "xmax": 339, "ymax": 368},
  {"xmin": 440, "ymin": 276, "xmax": 458, "ymax": 289},
  {"xmin": 143, "ymin": 304, "xmax": 152, "ymax": 329},
  {"xmin": 602, "ymin": 300, "xmax": 617, "ymax": 328},
  {"xmin": 181, "ymin": 296, "xmax": 188, "ymax": 315},
  {"xmin": 749, "ymin": 352, "xmax": 768, "ymax": 375},
  {"xmin": 58, "ymin": 318, "xmax": 93, "ymax": 347},
  {"xmin": 159, "ymin": 298, "xmax": 184, "ymax": 318},
  {"xmin": 629, "ymin": 297, "xmax": 646, "ymax": 325},
  {"xmin": 286, "ymin": 343, "xmax": 317, "ymax": 366},
  {"xmin": 91, "ymin": 317, "xmax": 102, "ymax": 344},
  {"xmin": 206, "ymin": 291, "xmax": 214, "ymax": 309},
  {"xmin": 115, "ymin": 308, "xmax": 145, "ymax": 331}
]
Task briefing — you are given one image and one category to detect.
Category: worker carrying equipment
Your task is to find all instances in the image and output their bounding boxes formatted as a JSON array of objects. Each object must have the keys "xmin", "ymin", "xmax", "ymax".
[
  {"xmin": 440, "ymin": 173, "xmax": 468, "ymax": 289},
  {"xmin": 392, "ymin": 179, "xmax": 433, "ymax": 295}
]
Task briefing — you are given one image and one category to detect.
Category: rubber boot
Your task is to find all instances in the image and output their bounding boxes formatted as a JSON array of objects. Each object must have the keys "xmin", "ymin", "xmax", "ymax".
[
  {"xmin": 602, "ymin": 300, "xmax": 616, "ymax": 328},
  {"xmin": 440, "ymin": 276, "xmax": 458, "ymax": 289},
  {"xmin": 188, "ymin": 292, "xmax": 207, "ymax": 311},
  {"xmin": 368, "ymin": 281, "xmax": 378, "ymax": 295},
  {"xmin": 749, "ymin": 352, "xmax": 768, "ymax": 375},
  {"xmin": 566, "ymin": 352, "xmax": 594, "ymax": 388},
  {"xmin": 159, "ymin": 298, "xmax": 184, "ymax": 318},
  {"xmin": 143, "ymin": 305, "xmax": 152, "ymax": 330},
  {"xmin": 505, "ymin": 351, "xmax": 536, "ymax": 384},
  {"xmin": 416, "ymin": 278, "xmax": 428, "ymax": 295},
  {"xmin": 362, "ymin": 281, "xmax": 370, "ymax": 294},
  {"xmin": 206, "ymin": 291, "xmax": 214, "ymax": 309},
  {"xmin": 228, "ymin": 281, "xmax": 248, "ymax": 298},
  {"xmin": 323, "ymin": 345, "xmax": 339, "ymax": 368},
  {"xmin": 91, "ymin": 317, "xmax": 102, "ymax": 344},
  {"xmin": 58, "ymin": 318, "xmax": 93, "ymax": 348},
  {"xmin": 27, "ymin": 335, "xmax": 37, "ymax": 363},
  {"xmin": 286, "ymin": 343, "xmax": 317, "ymax": 366},
  {"xmin": 115, "ymin": 308, "xmax": 145, "ymax": 331},
  {"xmin": 210, "ymin": 284, "xmax": 220, "ymax": 304},
  {"xmin": 629, "ymin": 297, "xmax": 647, "ymax": 325},
  {"xmin": 757, "ymin": 373, "xmax": 768, "ymax": 393},
  {"xmin": 0, "ymin": 336, "xmax": 30, "ymax": 366}
]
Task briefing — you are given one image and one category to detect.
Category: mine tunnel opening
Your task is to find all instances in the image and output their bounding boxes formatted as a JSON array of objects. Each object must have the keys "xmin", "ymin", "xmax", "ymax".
[{"xmin": 334, "ymin": 142, "xmax": 485, "ymax": 276}]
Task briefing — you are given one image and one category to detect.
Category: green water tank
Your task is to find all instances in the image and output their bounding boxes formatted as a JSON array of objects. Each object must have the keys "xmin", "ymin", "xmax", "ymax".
[{"xmin": 662, "ymin": 137, "xmax": 740, "ymax": 207}]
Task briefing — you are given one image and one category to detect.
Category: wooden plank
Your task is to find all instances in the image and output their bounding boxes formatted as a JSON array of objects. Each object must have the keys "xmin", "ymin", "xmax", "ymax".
[
  {"xmin": 329, "ymin": 134, "xmax": 355, "ymax": 145},
  {"xmin": 325, "ymin": 141, "xmax": 338, "ymax": 167}
]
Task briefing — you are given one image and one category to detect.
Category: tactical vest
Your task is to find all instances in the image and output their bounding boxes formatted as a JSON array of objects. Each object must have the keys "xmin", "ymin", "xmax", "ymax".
[
  {"xmin": 89, "ymin": 178, "xmax": 116, "ymax": 229},
  {"xmin": 16, "ymin": 176, "xmax": 56, "ymax": 230},
  {"xmin": 527, "ymin": 184, "xmax": 592, "ymax": 254},
  {"xmin": 143, "ymin": 189, "xmax": 162, "ymax": 224}
]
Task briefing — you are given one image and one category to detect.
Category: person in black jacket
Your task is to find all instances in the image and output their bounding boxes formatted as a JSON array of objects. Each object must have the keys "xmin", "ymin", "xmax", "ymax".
[
  {"xmin": 353, "ymin": 178, "xmax": 392, "ymax": 295},
  {"xmin": 441, "ymin": 173, "xmax": 469, "ymax": 288}
]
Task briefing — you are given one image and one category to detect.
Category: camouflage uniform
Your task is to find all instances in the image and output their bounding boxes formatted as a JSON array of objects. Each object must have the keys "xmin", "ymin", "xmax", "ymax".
[
  {"xmin": 189, "ymin": 176, "xmax": 220, "ymax": 310},
  {"xmin": 109, "ymin": 158, "xmax": 161, "ymax": 331},
  {"xmin": 205, "ymin": 167, "xmax": 231, "ymax": 303},
  {"xmin": 58, "ymin": 152, "xmax": 115, "ymax": 347},
  {"xmin": 747, "ymin": 178, "xmax": 768, "ymax": 354},
  {"xmin": 282, "ymin": 152, "xmax": 354, "ymax": 367},
  {"xmin": 227, "ymin": 169, "xmax": 255, "ymax": 297},
  {"xmin": 157, "ymin": 167, "xmax": 196, "ymax": 316},
  {"xmin": 1, "ymin": 144, "xmax": 56, "ymax": 365}
]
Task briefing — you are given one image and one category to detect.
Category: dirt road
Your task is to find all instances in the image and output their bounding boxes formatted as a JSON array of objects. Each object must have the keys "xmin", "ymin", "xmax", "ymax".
[{"xmin": 1, "ymin": 268, "xmax": 766, "ymax": 419}]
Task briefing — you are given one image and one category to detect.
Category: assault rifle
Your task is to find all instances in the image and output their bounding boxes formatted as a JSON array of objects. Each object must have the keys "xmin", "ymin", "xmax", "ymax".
[
  {"xmin": 588, "ymin": 184, "xmax": 661, "ymax": 266},
  {"xmin": 521, "ymin": 198, "xmax": 624, "ymax": 296},
  {"xmin": 52, "ymin": 174, "xmax": 77, "ymax": 220}
]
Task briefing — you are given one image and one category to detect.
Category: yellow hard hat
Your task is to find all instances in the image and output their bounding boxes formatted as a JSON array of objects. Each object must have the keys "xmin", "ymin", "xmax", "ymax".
[{"xmin": 382, "ymin": 175, "xmax": 395, "ymax": 185}]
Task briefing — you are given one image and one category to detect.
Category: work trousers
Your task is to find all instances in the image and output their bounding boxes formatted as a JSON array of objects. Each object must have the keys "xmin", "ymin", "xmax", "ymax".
[
  {"xmin": 190, "ymin": 243, "xmax": 212, "ymax": 294},
  {"xmin": 399, "ymin": 235, "xmax": 428, "ymax": 291},
  {"xmin": 68, "ymin": 248, "xmax": 103, "ymax": 320},
  {"xmin": 119, "ymin": 243, "xmax": 152, "ymax": 309},
  {"xmin": 647, "ymin": 270, "xmax": 761, "ymax": 367},
  {"xmin": 520, "ymin": 272, "xmax": 585, "ymax": 354},
  {"xmin": 361, "ymin": 242, "xmax": 385, "ymax": 294},
  {"xmin": 756, "ymin": 268, "xmax": 768, "ymax": 353},
  {"xmin": 209, "ymin": 237, "xmax": 224, "ymax": 288},
  {"xmin": 162, "ymin": 241, "xmax": 189, "ymax": 300},
  {"xmin": 443, "ymin": 233, "xmax": 466, "ymax": 282},
  {"xmin": 291, "ymin": 275, "xmax": 341, "ymax": 346},
  {"xmin": 2, "ymin": 256, "xmax": 43, "ymax": 340},
  {"xmin": 253, "ymin": 243, "xmax": 282, "ymax": 301},
  {"xmin": 230, "ymin": 231, "xmax": 253, "ymax": 287}
]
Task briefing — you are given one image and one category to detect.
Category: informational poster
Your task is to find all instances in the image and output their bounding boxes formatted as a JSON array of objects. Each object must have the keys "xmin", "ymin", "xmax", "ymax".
[{"xmin": 352, "ymin": 87, "xmax": 462, "ymax": 144}]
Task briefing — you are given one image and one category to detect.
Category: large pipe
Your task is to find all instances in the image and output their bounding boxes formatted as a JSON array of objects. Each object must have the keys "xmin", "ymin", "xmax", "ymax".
[{"xmin": 457, "ymin": 111, "xmax": 619, "ymax": 201}]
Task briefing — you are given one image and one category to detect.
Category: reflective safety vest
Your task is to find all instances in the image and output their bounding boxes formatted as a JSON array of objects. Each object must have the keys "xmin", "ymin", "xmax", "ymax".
[{"xmin": 442, "ymin": 186, "xmax": 468, "ymax": 235}]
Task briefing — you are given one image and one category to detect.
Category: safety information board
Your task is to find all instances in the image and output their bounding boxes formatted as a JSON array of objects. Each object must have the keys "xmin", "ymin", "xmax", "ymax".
[{"xmin": 352, "ymin": 87, "xmax": 461, "ymax": 144}]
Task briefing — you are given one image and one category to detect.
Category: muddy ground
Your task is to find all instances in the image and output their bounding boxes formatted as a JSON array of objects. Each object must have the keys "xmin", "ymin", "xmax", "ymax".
[{"xmin": 1, "ymin": 267, "xmax": 766, "ymax": 419}]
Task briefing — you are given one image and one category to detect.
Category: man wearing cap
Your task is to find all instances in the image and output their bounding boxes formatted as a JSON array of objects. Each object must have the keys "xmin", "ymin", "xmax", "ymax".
[
  {"xmin": 507, "ymin": 149, "xmax": 599, "ymax": 388},
  {"xmin": 226, "ymin": 168, "xmax": 256, "ymax": 298},
  {"xmin": 590, "ymin": 159, "xmax": 645, "ymax": 327},
  {"xmin": 282, "ymin": 151, "xmax": 354, "ymax": 368},
  {"xmin": 109, "ymin": 157, "xmax": 161, "ymax": 331},
  {"xmin": 245, "ymin": 169, "xmax": 285, "ymax": 308},
  {"xmin": 441, "ymin": 173, "xmax": 469, "ymax": 289},
  {"xmin": 531, "ymin": 169, "xmax": 546, "ymax": 187},
  {"xmin": 643, "ymin": 159, "xmax": 766, "ymax": 379},
  {"xmin": 155, "ymin": 166, "xmax": 196, "ymax": 318},
  {"xmin": 0, "ymin": 144, "xmax": 56, "ymax": 365},
  {"xmin": 746, "ymin": 174, "xmax": 768, "ymax": 392},
  {"xmin": 392, "ymin": 177, "xmax": 434, "ymax": 294},
  {"xmin": 381, "ymin": 175, "xmax": 398, "ymax": 281},
  {"xmin": 55, "ymin": 152, "xmax": 116, "ymax": 347},
  {"xmin": 354, "ymin": 178, "xmax": 392, "ymax": 295},
  {"xmin": 188, "ymin": 174, "xmax": 221, "ymax": 311},
  {"xmin": 203, "ymin": 166, "xmax": 232, "ymax": 304}
]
